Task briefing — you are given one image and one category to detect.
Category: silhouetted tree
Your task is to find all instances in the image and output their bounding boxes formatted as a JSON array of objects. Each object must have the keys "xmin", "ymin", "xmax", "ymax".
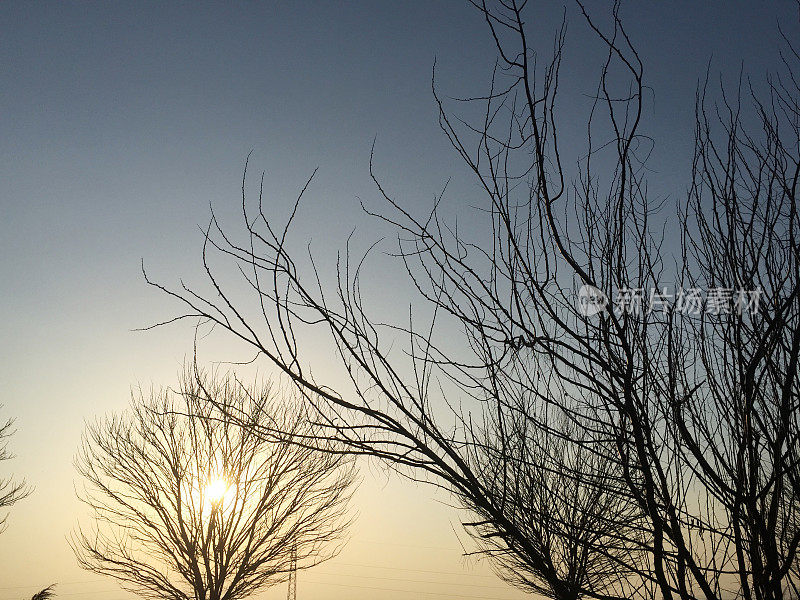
[
  {"xmin": 0, "ymin": 407, "xmax": 30, "ymax": 534},
  {"xmin": 147, "ymin": 1, "xmax": 799, "ymax": 599},
  {"xmin": 666, "ymin": 39, "xmax": 800, "ymax": 599},
  {"xmin": 30, "ymin": 584, "xmax": 56, "ymax": 600},
  {"xmin": 71, "ymin": 368, "xmax": 355, "ymax": 600}
]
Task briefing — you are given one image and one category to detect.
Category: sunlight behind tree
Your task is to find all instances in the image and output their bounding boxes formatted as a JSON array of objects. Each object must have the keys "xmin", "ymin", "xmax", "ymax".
[{"xmin": 71, "ymin": 367, "xmax": 355, "ymax": 600}]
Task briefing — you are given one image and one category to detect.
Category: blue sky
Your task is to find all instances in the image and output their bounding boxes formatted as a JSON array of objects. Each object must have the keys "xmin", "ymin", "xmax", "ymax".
[{"xmin": 1, "ymin": 2, "xmax": 797, "ymax": 598}]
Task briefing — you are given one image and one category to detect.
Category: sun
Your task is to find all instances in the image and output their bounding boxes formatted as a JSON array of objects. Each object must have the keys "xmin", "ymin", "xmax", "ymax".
[{"xmin": 205, "ymin": 477, "xmax": 230, "ymax": 504}]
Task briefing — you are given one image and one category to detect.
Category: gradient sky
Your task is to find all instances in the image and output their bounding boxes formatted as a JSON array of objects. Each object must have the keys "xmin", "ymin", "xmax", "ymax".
[{"xmin": 1, "ymin": 2, "xmax": 797, "ymax": 599}]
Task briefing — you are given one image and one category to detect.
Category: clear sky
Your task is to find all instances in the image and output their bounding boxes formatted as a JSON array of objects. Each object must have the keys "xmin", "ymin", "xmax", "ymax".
[{"xmin": 1, "ymin": 2, "xmax": 797, "ymax": 599}]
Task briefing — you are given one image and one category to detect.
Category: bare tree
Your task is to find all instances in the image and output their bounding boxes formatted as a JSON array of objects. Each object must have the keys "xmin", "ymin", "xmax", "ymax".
[
  {"xmin": 146, "ymin": 2, "xmax": 651, "ymax": 597},
  {"xmin": 0, "ymin": 408, "xmax": 30, "ymax": 534},
  {"xmin": 146, "ymin": 2, "xmax": 799, "ymax": 599},
  {"xmin": 71, "ymin": 368, "xmax": 355, "ymax": 600},
  {"xmin": 667, "ymin": 36, "xmax": 800, "ymax": 599},
  {"xmin": 30, "ymin": 584, "xmax": 56, "ymax": 600}
]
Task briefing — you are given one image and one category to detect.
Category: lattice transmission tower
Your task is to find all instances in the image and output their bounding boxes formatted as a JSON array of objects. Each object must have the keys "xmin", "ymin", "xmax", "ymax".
[{"xmin": 287, "ymin": 545, "xmax": 297, "ymax": 600}]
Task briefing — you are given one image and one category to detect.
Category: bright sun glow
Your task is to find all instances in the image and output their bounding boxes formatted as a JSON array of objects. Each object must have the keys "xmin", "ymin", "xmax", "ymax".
[{"xmin": 205, "ymin": 477, "xmax": 230, "ymax": 504}]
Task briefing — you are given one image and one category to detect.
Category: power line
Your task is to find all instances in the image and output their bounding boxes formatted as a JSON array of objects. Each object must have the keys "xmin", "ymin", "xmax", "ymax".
[
  {"xmin": 0, "ymin": 560, "xmax": 508, "ymax": 598},
  {"xmin": 39, "ymin": 588, "xmax": 123, "ymax": 597},
  {"xmin": 333, "ymin": 561, "xmax": 499, "ymax": 579},
  {"xmin": 313, "ymin": 570, "xmax": 511, "ymax": 590},
  {"xmin": 0, "ymin": 580, "xmax": 106, "ymax": 591},
  {"xmin": 352, "ymin": 538, "xmax": 466, "ymax": 551},
  {"xmin": 301, "ymin": 578, "xmax": 523, "ymax": 600},
  {"xmin": 1, "ymin": 577, "xmax": 520, "ymax": 600},
  {"xmin": 0, "ymin": 587, "xmax": 131, "ymax": 600}
]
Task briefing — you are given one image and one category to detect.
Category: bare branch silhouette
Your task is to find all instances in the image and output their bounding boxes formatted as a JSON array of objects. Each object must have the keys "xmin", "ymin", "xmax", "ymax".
[
  {"xmin": 147, "ymin": 2, "xmax": 800, "ymax": 599},
  {"xmin": 71, "ymin": 367, "xmax": 355, "ymax": 600},
  {"xmin": 0, "ymin": 407, "xmax": 31, "ymax": 534},
  {"xmin": 30, "ymin": 584, "xmax": 56, "ymax": 600}
]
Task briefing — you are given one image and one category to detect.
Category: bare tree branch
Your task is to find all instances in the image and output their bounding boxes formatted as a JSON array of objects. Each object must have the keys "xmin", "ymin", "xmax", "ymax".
[{"xmin": 71, "ymin": 367, "xmax": 356, "ymax": 600}]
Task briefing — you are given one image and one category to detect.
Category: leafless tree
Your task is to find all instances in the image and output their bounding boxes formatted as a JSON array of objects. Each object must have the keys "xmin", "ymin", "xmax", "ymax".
[
  {"xmin": 667, "ymin": 34, "xmax": 800, "ymax": 599},
  {"xmin": 0, "ymin": 408, "xmax": 30, "ymax": 534},
  {"xmin": 145, "ymin": 2, "xmax": 799, "ymax": 599},
  {"xmin": 71, "ymin": 368, "xmax": 355, "ymax": 600},
  {"xmin": 30, "ymin": 584, "xmax": 56, "ymax": 600}
]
